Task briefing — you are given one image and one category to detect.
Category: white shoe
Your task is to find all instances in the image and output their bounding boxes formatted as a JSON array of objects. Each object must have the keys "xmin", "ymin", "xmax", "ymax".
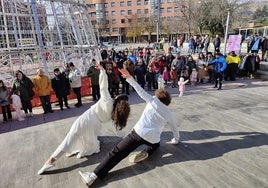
[
  {"xmin": 37, "ymin": 162, "xmax": 55, "ymax": 175},
  {"xmin": 129, "ymin": 151, "xmax": 148, "ymax": 163},
  {"xmin": 30, "ymin": 112, "xmax": 34, "ymax": 117},
  {"xmin": 78, "ymin": 171, "xmax": 97, "ymax": 186},
  {"xmin": 77, "ymin": 152, "xmax": 90, "ymax": 159},
  {"xmin": 166, "ymin": 138, "xmax": 179, "ymax": 145}
]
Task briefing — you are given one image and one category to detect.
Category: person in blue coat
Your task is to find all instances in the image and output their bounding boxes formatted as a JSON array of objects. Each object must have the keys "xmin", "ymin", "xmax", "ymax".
[{"xmin": 208, "ymin": 52, "xmax": 227, "ymax": 90}]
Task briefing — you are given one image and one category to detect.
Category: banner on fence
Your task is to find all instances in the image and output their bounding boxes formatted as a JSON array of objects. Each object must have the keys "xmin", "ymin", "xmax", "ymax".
[{"xmin": 227, "ymin": 35, "xmax": 242, "ymax": 54}]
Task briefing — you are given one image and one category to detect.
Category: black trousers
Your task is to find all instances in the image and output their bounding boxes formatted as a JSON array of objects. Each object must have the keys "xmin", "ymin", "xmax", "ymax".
[
  {"xmin": 94, "ymin": 130, "xmax": 160, "ymax": 179},
  {"xmin": 91, "ymin": 85, "xmax": 100, "ymax": 101},
  {"xmin": 40, "ymin": 95, "xmax": 52, "ymax": 113},
  {"xmin": 225, "ymin": 63, "xmax": 238, "ymax": 81},
  {"xmin": 214, "ymin": 72, "xmax": 223, "ymax": 89},
  {"xmin": 72, "ymin": 87, "xmax": 82, "ymax": 105},
  {"xmin": 21, "ymin": 99, "xmax": 32, "ymax": 114},
  {"xmin": 1, "ymin": 105, "xmax": 12, "ymax": 121},
  {"xmin": 58, "ymin": 95, "xmax": 68, "ymax": 108}
]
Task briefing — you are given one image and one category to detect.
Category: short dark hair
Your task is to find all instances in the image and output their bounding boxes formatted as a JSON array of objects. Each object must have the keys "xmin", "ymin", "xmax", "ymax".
[
  {"xmin": 68, "ymin": 62, "xmax": 74, "ymax": 67},
  {"xmin": 54, "ymin": 68, "xmax": 60, "ymax": 72}
]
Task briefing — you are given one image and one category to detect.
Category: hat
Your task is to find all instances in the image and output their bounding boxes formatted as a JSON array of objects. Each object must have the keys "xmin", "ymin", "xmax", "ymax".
[
  {"xmin": 54, "ymin": 68, "xmax": 60, "ymax": 72},
  {"xmin": 68, "ymin": 62, "xmax": 74, "ymax": 67}
]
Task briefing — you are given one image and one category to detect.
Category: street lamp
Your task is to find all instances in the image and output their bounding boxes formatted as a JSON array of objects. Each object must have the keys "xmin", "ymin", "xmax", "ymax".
[
  {"xmin": 156, "ymin": 0, "xmax": 160, "ymax": 44},
  {"xmin": 223, "ymin": 8, "xmax": 231, "ymax": 55}
]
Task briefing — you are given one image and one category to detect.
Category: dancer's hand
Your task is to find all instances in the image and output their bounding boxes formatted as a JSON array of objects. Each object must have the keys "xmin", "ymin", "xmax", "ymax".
[
  {"xmin": 166, "ymin": 138, "xmax": 179, "ymax": 145},
  {"xmin": 119, "ymin": 68, "xmax": 131, "ymax": 78},
  {"xmin": 94, "ymin": 62, "xmax": 104, "ymax": 70}
]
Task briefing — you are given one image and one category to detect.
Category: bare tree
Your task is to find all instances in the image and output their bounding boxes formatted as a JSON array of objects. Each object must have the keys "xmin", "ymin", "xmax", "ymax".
[{"xmin": 197, "ymin": 0, "xmax": 252, "ymax": 36}]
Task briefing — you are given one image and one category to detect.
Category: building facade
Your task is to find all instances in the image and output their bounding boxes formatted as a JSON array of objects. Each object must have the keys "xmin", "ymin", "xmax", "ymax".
[{"xmin": 86, "ymin": 0, "xmax": 200, "ymax": 43}]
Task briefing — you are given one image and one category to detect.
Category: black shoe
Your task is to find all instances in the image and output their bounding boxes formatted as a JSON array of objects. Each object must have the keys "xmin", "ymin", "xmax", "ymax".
[
  {"xmin": 60, "ymin": 107, "xmax": 64, "ymax": 110},
  {"xmin": 44, "ymin": 111, "xmax": 48, "ymax": 114},
  {"xmin": 49, "ymin": 110, "xmax": 54, "ymax": 113},
  {"xmin": 75, "ymin": 103, "xmax": 82, "ymax": 108}
]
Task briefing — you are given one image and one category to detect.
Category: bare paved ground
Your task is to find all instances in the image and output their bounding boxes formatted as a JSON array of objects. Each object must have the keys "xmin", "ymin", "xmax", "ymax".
[{"xmin": 0, "ymin": 78, "xmax": 268, "ymax": 188}]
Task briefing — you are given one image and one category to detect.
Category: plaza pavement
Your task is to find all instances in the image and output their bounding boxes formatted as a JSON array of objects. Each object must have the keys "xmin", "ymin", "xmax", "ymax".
[{"xmin": 0, "ymin": 77, "xmax": 268, "ymax": 188}]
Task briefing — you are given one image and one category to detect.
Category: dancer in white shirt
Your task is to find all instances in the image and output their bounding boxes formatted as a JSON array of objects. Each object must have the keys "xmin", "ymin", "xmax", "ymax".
[
  {"xmin": 79, "ymin": 67, "xmax": 180, "ymax": 186},
  {"xmin": 38, "ymin": 63, "xmax": 130, "ymax": 175}
]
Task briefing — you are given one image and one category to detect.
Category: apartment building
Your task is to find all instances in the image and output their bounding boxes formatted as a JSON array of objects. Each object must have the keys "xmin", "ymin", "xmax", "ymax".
[{"xmin": 86, "ymin": 0, "xmax": 200, "ymax": 43}]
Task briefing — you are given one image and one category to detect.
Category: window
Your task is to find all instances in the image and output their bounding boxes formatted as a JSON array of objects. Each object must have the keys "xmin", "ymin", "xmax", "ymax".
[
  {"xmin": 160, "ymin": 0, "xmax": 164, "ymax": 3},
  {"xmin": 111, "ymin": 11, "xmax": 116, "ymax": 16},
  {"xmin": 167, "ymin": 7, "xmax": 172, "ymax": 12},
  {"xmin": 167, "ymin": 0, "xmax": 172, "ymax": 2},
  {"xmin": 111, "ymin": 2, "xmax": 116, "ymax": 7},
  {"xmin": 112, "ymin": 19, "xmax": 116, "ymax": 24},
  {"xmin": 121, "ymin": 19, "xmax": 125, "ymax": 23},
  {"xmin": 137, "ymin": 0, "xmax": 141, "ymax": 5},
  {"xmin": 144, "ymin": 0, "xmax": 149, "ymax": 5},
  {"xmin": 120, "ymin": 1, "xmax": 125, "ymax": 6},
  {"xmin": 144, "ymin": 9, "xmax": 149, "ymax": 14},
  {"xmin": 121, "ymin": 10, "xmax": 125, "ymax": 15},
  {"xmin": 137, "ymin": 9, "xmax": 141, "ymax": 14},
  {"xmin": 174, "ymin": 7, "xmax": 179, "ymax": 12},
  {"xmin": 137, "ymin": 18, "xmax": 142, "ymax": 22},
  {"xmin": 104, "ymin": 3, "xmax": 108, "ymax": 8},
  {"xmin": 105, "ymin": 11, "xmax": 109, "ymax": 16},
  {"xmin": 128, "ymin": 19, "xmax": 132, "ymax": 23},
  {"xmin": 127, "ymin": 1, "xmax": 132, "ymax": 6},
  {"xmin": 113, "ymin": 28, "xmax": 119, "ymax": 32},
  {"xmin": 160, "ymin": 8, "xmax": 164, "ymax": 13},
  {"xmin": 128, "ymin": 10, "xmax": 132, "ymax": 14},
  {"xmin": 89, "ymin": 4, "xmax": 95, "ymax": 8},
  {"xmin": 90, "ymin": 12, "xmax": 96, "ymax": 17}
]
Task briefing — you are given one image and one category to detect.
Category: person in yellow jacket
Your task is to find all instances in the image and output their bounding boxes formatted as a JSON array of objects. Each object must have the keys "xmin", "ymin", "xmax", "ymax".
[
  {"xmin": 33, "ymin": 69, "xmax": 53, "ymax": 114},
  {"xmin": 225, "ymin": 51, "xmax": 241, "ymax": 81}
]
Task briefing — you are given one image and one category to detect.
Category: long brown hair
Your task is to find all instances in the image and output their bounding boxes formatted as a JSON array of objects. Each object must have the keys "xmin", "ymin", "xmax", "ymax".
[{"xmin": 111, "ymin": 94, "xmax": 130, "ymax": 130}]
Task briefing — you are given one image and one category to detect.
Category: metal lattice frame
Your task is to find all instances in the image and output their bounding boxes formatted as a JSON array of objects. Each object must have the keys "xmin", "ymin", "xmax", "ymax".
[{"xmin": 0, "ymin": 0, "xmax": 101, "ymax": 86}]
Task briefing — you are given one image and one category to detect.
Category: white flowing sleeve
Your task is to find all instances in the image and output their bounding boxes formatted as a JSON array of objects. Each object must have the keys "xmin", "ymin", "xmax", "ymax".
[
  {"xmin": 99, "ymin": 69, "xmax": 111, "ymax": 101},
  {"xmin": 126, "ymin": 76, "xmax": 153, "ymax": 103}
]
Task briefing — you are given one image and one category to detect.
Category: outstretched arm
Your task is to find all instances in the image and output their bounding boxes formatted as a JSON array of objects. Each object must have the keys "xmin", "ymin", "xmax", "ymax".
[
  {"xmin": 95, "ymin": 62, "xmax": 111, "ymax": 100},
  {"xmin": 119, "ymin": 68, "xmax": 152, "ymax": 103}
]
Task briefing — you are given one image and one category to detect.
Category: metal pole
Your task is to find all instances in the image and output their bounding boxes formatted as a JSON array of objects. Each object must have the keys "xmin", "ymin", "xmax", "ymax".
[
  {"xmin": 50, "ymin": 1, "xmax": 67, "ymax": 63},
  {"xmin": 31, "ymin": 0, "xmax": 48, "ymax": 74},
  {"xmin": 156, "ymin": 0, "xmax": 160, "ymax": 44},
  {"xmin": 223, "ymin": 9, "xmax": 230, "ymax": 55}
]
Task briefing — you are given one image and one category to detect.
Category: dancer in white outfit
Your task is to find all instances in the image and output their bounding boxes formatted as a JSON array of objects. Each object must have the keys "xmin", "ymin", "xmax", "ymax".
[
  {"xmin": 11, "ymin": 91, "xmax": 24, "ymax": 121},
  {"xmin": 38, "ymin": 63, "xmax": 130, "ymax": 175}
]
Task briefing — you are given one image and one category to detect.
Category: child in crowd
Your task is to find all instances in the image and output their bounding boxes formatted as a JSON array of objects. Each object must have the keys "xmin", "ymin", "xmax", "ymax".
[
  {"xmin": 11, "ymin": 90, "xmax": 25, "ymax": 121},
  {"xmin": 162, "ymin": 66, "xmax": 169, "ymax": 85},
  {"xmin": 146, "ymin": 66, "xmax": 154, "ymax": 91},
  {"xmin": 0, "ymin": 80, "xmax": 12, "ymax": 123},
  {"xmin": 178, "ymin": 77, "xmax": 189, "ymax": 97},
  {"xmin": 190, "ymin": 68, "xmax": 198, "ymax": 86},
  {"xmin": 170, "ymin": 65, "xmax": 178, "ymax": 88},
  {"xmin": 158, "ymin": 75, "xmax": 165, "ymax": 89}
]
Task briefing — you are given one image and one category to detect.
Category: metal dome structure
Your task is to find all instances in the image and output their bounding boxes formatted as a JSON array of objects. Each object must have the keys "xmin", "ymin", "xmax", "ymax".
[{"xmin": 0, "ymin": 0, "xmax": 101, "ymax": 86}]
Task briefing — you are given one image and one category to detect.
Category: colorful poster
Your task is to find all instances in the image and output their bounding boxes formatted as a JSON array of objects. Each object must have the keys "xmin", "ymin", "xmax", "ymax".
[{"xmin": 227, "ymin": 35, "xmax": 242, "ymax": 54}]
